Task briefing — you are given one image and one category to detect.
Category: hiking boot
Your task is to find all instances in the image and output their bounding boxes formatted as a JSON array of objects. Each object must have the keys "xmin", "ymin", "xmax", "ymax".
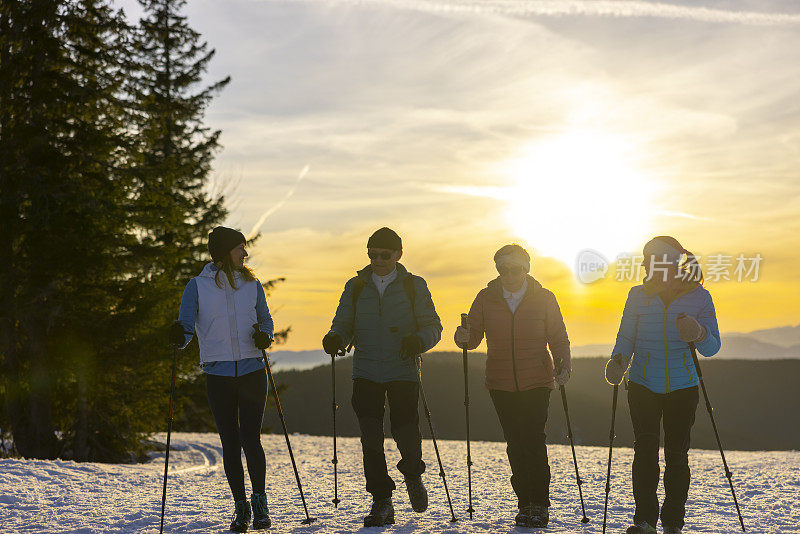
[
  {"xmin": 625, "ymin": 521, "xmax": 657, "ymax": 534},
  {"xmin": 230, "ymin": 499, "xmax": 251, "ymax": 533},
  {"xmin": 405, "ymin": 476, "xmax": 428, "ymax": 512},
  {"xmin": 250, "ymin": 492, "xmax": 271, "ymax": 530},
  {"xmin": 364, "ymin": 497, "xmax": 394, "ymax": 527},
  {"xmin": 515, "ymin": 504, "xmax": 532, "ymax": 527},
  {"xmin": 528, "ymin": 504, "xmax": 549, "ymax": 527},
  {"xmin": 663, "ymin": 526, "xmax": 682, "ymax": 534}
]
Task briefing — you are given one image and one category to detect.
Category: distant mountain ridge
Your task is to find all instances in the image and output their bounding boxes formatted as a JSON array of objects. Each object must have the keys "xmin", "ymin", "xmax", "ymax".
[
  {"xmin": 265, "ymin": 354, "xmax": 800, "ymax": 451},
  {"xmin": 271, "ymin": 324, "xmax": 800, "ymax": 370},
  {"xmin": 726, "ymin": 323, "xmax": 800, "ymax": 348}
]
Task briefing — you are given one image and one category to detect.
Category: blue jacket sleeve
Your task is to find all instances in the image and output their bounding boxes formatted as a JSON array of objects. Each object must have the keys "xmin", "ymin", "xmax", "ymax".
[
  {"xmin": 694, "ymin": 290, "xmax": 721, "ymax": 357},
  {"xmin": 412, "ymin": 276, "xmax": 443, "ymax": 352},
  {"xmin": 255, "ymin": 282, "xmax": 274, "ymax": 338},
  {"xmin": 611, "ymin": 287, "xmax": 638, "ymax": 359},
  {"xmin": 330, "ymin": 278, "xmax": 356, "ymax": 346},
  {"xmin": 177, "ymin": 279, "xmax": 198, "ymax": 349}
]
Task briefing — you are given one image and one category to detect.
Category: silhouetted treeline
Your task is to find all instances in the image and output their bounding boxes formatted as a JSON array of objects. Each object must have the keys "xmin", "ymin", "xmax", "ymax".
[
  {"xmin": 0, "ymin": 0, "xmax": 248, "ymax": 462},
  {"xmin": 261, "ymin": 354, "xmax": 800, "ymax": 451}
]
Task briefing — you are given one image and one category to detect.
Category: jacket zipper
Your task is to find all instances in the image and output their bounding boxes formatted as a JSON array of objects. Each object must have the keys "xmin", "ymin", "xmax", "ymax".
[
  {"xmin": 232, "ymin": 283, "xmax": 240, "ymax": 378},
  {"xmin": 224, "ymin": 280, "xmax": 241, "ymax": 378},
  {"xmin": 375, "ymin": 276, "xmax": 388, "ymax": 317},
  {"xmin": 510, "ymin": 311, "xmax": 520, "ymax": 391},
  {"xmin": 683, "ymin": 352, "xmax": 691, "ymax": 379},
  {"xmin": 660, "ymin": 284, "xmax": 698, "ymax": 393},
  {"xmin": 663, "ymin": 308, "xmax": 669, "ymax": 392},
  {"xmin": 643, "ymin": 352, "xmax": 650, "ymax": 380},
  {"xmin": 662, "ymin": 292, "xmax": 691, "ymax": 393},
  {"xmin": 508, "ymin": 288, "xmax": 528, "ymax": 392}
]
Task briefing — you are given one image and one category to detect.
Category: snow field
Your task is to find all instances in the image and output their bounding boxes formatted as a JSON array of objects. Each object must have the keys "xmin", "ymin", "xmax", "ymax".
[{"xmin": 1, "ymin": 433, "xmax": 798, "ymax": 533}]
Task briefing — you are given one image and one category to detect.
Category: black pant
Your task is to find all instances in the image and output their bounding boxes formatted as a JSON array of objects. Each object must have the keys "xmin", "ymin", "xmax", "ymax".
[
  {"xmin": 351, "ymin": 378, "xmax": 426, "ymax": 499},
  {"xmin": 206, "ymin": 369, "xmax": 268, "ymax": 502},
  {"xmin": 490, "ymin": 387, "xmax": 552, "ymax": 507},
  {"xmin": 628, "ymin": 381, "xmax": 699, "ymax": 529}
]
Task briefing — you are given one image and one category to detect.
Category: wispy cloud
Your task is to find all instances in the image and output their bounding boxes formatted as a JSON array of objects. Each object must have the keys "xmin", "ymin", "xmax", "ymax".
[
  {"xmin": 247, "ymin": 165, "xmax": 310, "ymax": 239},
  {"xmin": 655, "ymin": 210, "xmax": 712, "ymax": 221},
  {"xmin": 159, "ymin": 0, "xmax": 800, "ymax": 348},
  {"xmin": 266, "ymin": 0, "xmax": 800, "ymax": 26},
  {"xmin": 426, "ymin": 183, "xmax": 511, "ymax": 200}
]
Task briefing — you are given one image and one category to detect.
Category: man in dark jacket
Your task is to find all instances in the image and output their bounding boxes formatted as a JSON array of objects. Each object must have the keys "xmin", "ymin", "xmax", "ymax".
[{"xmin": 322, "ymin": 227, "xmax": 443, "ymax": 527}]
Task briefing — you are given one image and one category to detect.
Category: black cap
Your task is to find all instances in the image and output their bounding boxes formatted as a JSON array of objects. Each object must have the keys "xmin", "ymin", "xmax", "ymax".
[
  {"xmin": 208, "ymin": 226, "xmax": 246, "ymax": 262},
  {"xmin": 367, "ymin": 227, "xmax": 402, "ymax": 251}
]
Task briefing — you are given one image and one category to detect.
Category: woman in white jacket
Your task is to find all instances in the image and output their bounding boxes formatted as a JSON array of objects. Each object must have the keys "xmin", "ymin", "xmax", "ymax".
[{"xmin": 170, "ymin": 226, "xmax": 274, "ymax": 532}]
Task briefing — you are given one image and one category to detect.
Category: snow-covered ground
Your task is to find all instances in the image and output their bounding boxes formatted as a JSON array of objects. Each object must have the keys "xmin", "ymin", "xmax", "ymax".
[{"xmin": 1, "ymin": 433, "xmax": 797, "ymax": 533}]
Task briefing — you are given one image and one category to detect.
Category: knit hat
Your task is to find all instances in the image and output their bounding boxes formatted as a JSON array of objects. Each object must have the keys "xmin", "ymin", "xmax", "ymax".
[
  {"xmin": 643, "ymin": 237, "xmax": 682, "ymax": 265},
  {"xmin": 367, "ymin": 227, "xmax": 402, "ymax": 250},
  {"xmin": 494, "ymin": 244, "xmax": 531, "ymax": 273},
  {"xmin": 208, "ymin": 226, "xmax": 246, "ymax": 262}
]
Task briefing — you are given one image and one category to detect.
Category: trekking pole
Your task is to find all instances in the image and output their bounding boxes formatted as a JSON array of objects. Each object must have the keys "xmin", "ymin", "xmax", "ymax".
[
  {"xmin": 159, "ymin": 344, "xmax": 180, "ymax": 534},
  {"xmin": 685, "ymin": 332, "xmax": 745, "ymax": 532},
  {"xmin": 555, "ymin": 359, "xmax": 589, "ymax": 524},
  {"xmin": 412, "ymin": 352, "xmax": 458, "ymax": 523},
  {"xmin": 330, "ymin": 347, "xmax": 346, "ymax": 508},
  {"xmin": 460, "ymin": 313, "xmax": 474, "ymax": 520},
  {"xmin": 254, "ymin": 325, "xmax": 317, "ymax": 525},
  {"xmin": 602, "ymin": 384, "xmax": 619, "ymax": 534}
]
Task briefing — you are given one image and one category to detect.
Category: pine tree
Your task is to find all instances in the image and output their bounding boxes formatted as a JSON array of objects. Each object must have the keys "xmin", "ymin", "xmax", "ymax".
[
  {"xmin": 108, "ymin": 0, "xmax": 233, "ymax": 457},
  {"xmin": 128, "ymin": 0, "xmax": 230, "ymax": 277},
  {"xmin": 0, "ymin": 0, "xmax": 133, "ymax": 460},
  {"xmin": 0, "ymin": 0, "xmax": 288, "ymax": 461}
]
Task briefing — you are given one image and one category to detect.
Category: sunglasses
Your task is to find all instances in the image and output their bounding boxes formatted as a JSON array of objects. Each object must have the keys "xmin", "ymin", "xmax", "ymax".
[
  {"xmin": 498, "ymin": 265, "xmax": 525, "ymax": 276},
  {"xmin": 368, "ymin": 250, "xmax": 394, "ymax": 260}
]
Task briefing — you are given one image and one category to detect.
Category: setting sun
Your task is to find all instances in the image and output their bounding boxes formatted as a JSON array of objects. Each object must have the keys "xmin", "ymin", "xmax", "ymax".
[{"xmin": 502, "ymin": 129, "xmax": 658, "ymax": 269}]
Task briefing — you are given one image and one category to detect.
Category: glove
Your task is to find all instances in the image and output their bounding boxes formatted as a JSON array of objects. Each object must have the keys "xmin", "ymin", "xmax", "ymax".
[
  {"xmin": 252, "ymin": 329, "xmax": 272, "ymax": 350},
  {"xmin": 169, "ymin": 321, "xmax": 187, "ymax": 348},
  {"xmin": 604, "ymin": 353, "xmax": 630, "ymax": 386},
  {"xmin": 322, "ymin": 332, "xmax": 343, "ymax": 356},
  {"xmin": 454, "ymin": 325, "xmax": 471, "ymax": 348},
  {"xmin": 676, "ymin": 313, "xmax": 706, "ymax": 343},
  {"xmin": 400, "ymin": 334, "xmax": 425, "ymax": 360},
  {"xmin": 553, "ymin": 360, "xmax": 570, "ymax": 386}
]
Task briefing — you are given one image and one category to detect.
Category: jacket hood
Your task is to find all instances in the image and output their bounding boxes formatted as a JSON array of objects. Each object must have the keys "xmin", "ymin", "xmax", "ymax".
[
  {"xmin": 198, "ymin": 262, "xmax": 246, "ymax": 281},
  {"xmin": 356, "ymin": 262, "xmax": 410, "ymax": 282},
  {"xmin": 486, "ymin": 274, "xmax": 543, "ymax": 300},
  {"xmin": 642, "ymin": 277, "xmax": 701, "ymax": 297},
  {"xmin": 198, "ymin": 262, "xmax": 218, "ymax": 278}
]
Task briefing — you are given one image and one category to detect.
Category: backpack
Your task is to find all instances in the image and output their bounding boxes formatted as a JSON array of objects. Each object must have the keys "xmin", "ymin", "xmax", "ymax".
[{"xmin": 345, "ymin": 273, "xmax": 418, "ymax": 352}]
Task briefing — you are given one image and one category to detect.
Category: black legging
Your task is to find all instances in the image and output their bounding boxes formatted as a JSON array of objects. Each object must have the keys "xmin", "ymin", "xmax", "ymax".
[{"xmin": 206, "ymin": 369, "xmax": 268, "ymax": 501}]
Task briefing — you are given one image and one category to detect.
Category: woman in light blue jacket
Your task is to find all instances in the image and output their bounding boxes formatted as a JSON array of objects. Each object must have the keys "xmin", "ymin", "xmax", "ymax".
[
  {"xmin": 605, "ymin": 236, "xmax": 721, "ymax": 534},
  {"xmin": 170, "ymin": 226, "xmax": 274, "ymax": 533}
]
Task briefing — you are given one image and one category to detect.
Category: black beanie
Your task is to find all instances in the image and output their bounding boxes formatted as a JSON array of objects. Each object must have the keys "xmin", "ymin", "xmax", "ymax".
[
  {"xmin": 367, "ymin": 227, "xmax": 402, "ymax": 250},
  {"xmin": 208, "ymin": 226, "xmax": 246, "ymax": 262}
]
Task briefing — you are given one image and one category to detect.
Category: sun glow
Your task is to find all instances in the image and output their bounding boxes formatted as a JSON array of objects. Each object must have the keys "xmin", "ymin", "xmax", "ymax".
[{"xmin": 503, "ymin": 130, "xmax": 657, "ymax": 271}]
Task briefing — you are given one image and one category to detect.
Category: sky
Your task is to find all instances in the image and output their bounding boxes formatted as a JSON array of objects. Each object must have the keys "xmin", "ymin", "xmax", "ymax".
[{"xmin": 119, "ymin": 0, "xmax": 800, "ymax": 351}]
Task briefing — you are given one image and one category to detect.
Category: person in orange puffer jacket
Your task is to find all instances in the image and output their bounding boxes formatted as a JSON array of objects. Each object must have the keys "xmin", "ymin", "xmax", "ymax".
[{"xmin": 454, "ymin": 243, "xmax": 571, "ymax": 528}]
